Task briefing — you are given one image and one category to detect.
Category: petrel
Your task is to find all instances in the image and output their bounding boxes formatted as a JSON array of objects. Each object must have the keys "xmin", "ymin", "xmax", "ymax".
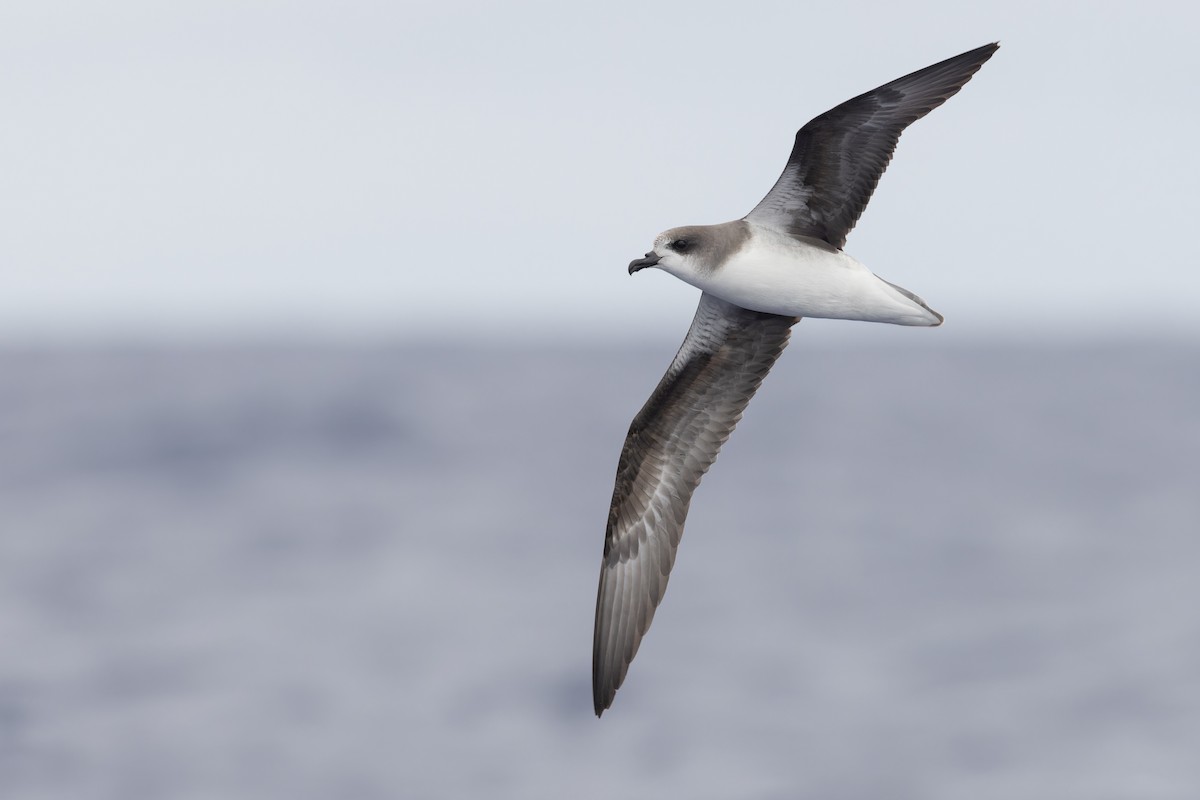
[{"xmin": 593, "ymin": 43, "xmax": 998, "ymax": 716}]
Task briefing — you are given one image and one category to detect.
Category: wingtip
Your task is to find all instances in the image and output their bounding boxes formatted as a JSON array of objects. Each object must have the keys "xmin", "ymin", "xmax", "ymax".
[
  {"xmin": 961, "ymin": 42, "xmax": 1000, "ymax": 68},
  {"xmin": 593, "ymin": 668, "xmax": 613, "ymax": 717},
  {"xmin": 976, "ymin": 42, "xmax": 1001, "ymax": 60},
  {"xmin": 949, "ymin": 42, "xmax": 1000, "ymax": 72},
  {"xmin": 593, "ymin": 691, "xmax": 611, "ymax": 718}
]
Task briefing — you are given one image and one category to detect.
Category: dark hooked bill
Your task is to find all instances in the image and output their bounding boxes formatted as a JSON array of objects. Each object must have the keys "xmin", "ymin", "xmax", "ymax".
[{"xmin": 627, "ymin": 252, "xmax": 660, "ymax": 274}]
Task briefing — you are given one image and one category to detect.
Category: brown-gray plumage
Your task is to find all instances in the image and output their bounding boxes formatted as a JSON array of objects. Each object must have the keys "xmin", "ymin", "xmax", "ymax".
[
  {"xmin": 746, "ymin": 42, "xmax": 998, "ymax": 249},
  {"xmin": 593, "ymin": 294, "xmax": 796, "ymax": 714},
  {"xmin": 594, "ymin": 43, "xmax": 997, "ymax": 717}
]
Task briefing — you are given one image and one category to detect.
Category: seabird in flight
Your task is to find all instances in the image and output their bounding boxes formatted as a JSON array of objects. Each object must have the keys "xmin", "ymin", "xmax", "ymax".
[{"xmin": 593, "ymin": 42, "xmax": 998, "ymax": 716}]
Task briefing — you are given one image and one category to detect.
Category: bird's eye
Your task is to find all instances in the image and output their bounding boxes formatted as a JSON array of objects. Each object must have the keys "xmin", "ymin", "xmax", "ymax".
[{"xmin": 670, "ymin": 238, "xmax": 690, "ymax": 252}]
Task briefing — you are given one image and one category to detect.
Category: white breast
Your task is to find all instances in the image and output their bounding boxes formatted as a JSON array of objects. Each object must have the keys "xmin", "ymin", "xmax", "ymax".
[{"xmin": 683, "ymin": 224, "xmax": 941, "ymax": 327}]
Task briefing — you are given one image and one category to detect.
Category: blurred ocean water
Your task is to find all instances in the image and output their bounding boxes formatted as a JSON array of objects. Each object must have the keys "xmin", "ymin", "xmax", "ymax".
[{"xmin": 1, "ymin": 342, "xmax": 1198, "ymax": 799}]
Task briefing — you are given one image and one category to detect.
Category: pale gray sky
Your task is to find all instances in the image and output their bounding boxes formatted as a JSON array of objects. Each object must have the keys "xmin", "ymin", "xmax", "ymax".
[{"xmin": 2, "ymin": 1, "xmax": 1197, "ymax": 343}]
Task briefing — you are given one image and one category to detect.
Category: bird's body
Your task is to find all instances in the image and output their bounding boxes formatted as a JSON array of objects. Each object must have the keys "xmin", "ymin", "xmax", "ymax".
[
  {"xmin": 593, "ymin": 43, "xmax": 998, "ymax": 716},
  {"xmin": 655, "ymin": 220, "xmax": 942, "ymax": 325}
]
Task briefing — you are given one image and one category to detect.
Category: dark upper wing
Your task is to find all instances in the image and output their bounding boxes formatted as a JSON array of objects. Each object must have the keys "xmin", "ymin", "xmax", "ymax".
[
  {"xmin": 744, "ymin": 43, "xmax": 998, "ymax": 249},
  {"xmin": 593, "ymin": 293, "xmax": 798, "ymax": 716}
]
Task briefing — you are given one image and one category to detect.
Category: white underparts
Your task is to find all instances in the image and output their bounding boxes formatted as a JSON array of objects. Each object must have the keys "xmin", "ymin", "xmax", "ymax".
[{"xmin": 663, "ymin": 224, "xmax": 942, "ymax": 327}]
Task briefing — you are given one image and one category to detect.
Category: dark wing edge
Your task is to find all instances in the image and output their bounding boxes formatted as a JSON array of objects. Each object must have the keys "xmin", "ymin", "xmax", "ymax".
[
  {"xmin": 593, "ymin": 293, "xmax": 798, "ymax": 716},
  {"xmin": 745, "ymin": 42, "xmax": 999, "ymax": 249}
]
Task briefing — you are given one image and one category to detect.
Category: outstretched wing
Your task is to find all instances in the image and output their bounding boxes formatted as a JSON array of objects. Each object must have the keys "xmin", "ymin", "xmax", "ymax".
[
  {"xmin": 745, "ymin": 42, "xmax": 998, "ymax": 249},
  {"xmin": 593, "ymin": 293, "xmax": 798, "ymax": 716}
]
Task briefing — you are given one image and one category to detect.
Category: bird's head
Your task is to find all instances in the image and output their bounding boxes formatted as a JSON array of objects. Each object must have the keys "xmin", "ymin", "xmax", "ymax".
[
  {"xmin": 629, "ymin": 222, "xmax": 754, "ymax": 282},
  {"xmin": 627, "ymin": 226, "xmax": 712, "ymax": 278}
]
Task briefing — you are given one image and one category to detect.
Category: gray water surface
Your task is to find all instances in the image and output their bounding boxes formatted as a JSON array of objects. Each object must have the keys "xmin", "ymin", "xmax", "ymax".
[{"xmin": 2, "ymin": 343, "xmax": 1197, "ymax": 799}]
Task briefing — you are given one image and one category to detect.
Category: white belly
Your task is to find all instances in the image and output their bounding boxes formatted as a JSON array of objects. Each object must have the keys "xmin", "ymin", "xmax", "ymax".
[{"xmin": 677, "ymin": 227, "xmax": 942, "ymax": 327}]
